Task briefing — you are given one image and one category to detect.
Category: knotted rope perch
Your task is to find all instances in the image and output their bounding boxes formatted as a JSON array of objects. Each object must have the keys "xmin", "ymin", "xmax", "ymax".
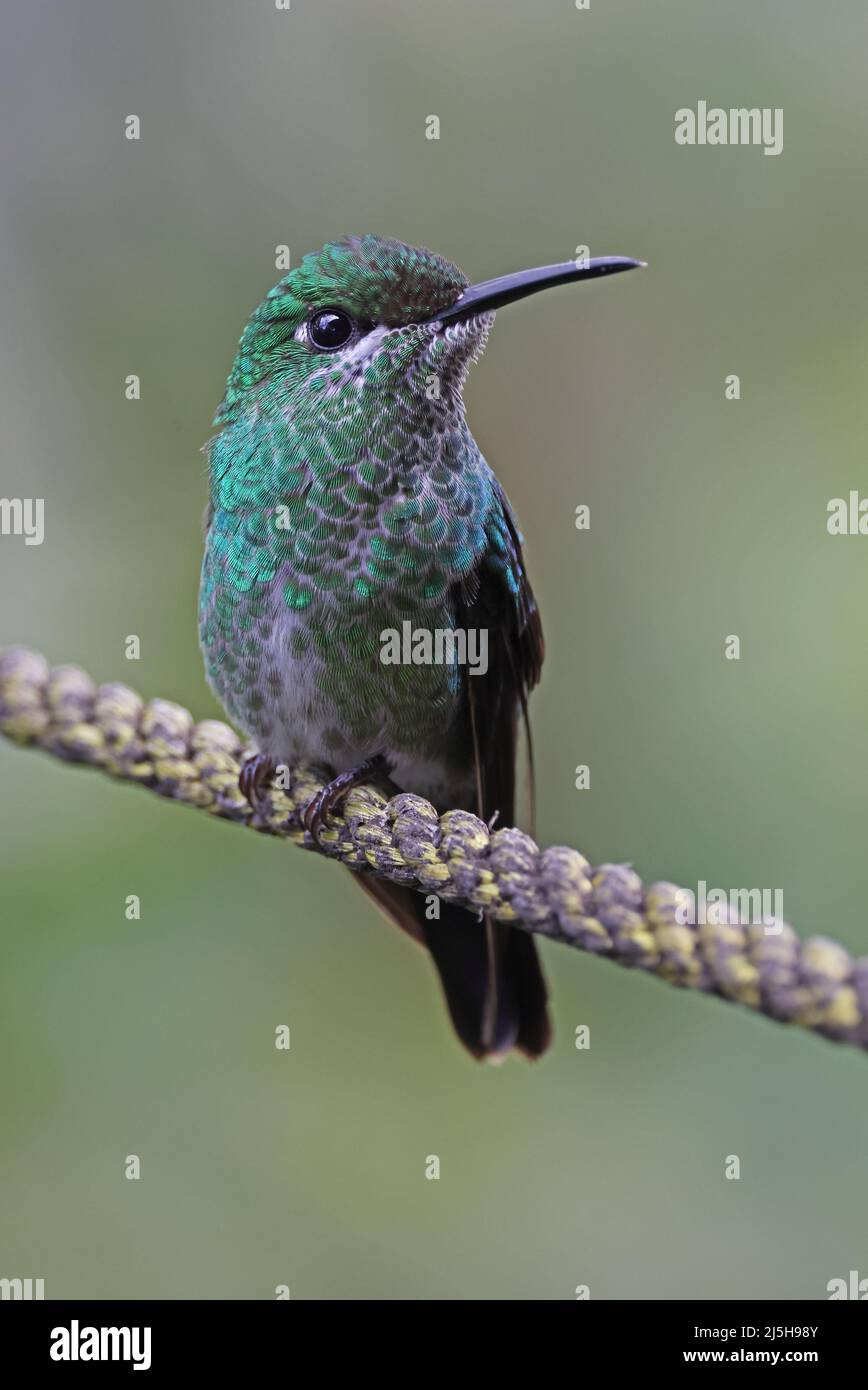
[{"xmin": 2, "ymin": 645, "xmax": 866, "ymax": 1053}]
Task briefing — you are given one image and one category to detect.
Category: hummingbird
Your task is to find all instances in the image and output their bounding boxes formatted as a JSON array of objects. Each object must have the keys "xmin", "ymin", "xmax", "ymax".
[{"xmin": 199, "ymin": 235, "xmax": 642, "ymax": 1060}]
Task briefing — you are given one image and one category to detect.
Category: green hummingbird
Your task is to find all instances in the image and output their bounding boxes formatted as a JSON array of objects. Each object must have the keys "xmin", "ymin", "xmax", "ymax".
[{"xmin": 199, "ymin": 234, "xmax": 641, "ymax": 1060}]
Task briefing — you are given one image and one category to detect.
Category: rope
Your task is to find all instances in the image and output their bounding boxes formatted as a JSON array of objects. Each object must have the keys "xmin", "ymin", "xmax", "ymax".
[{"xmin": 2, "ymin": 645, "xmax": 866, "ymax": 1053}]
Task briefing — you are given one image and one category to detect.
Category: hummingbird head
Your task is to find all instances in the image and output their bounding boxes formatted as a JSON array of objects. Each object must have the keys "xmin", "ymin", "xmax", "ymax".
[
  {"xmin": 215, "ymin": 233, "xmax": 644, "ymax": 430},
  {"xmin": 216, "ymin": 234, "xmax": 483, "ymax": 427}
]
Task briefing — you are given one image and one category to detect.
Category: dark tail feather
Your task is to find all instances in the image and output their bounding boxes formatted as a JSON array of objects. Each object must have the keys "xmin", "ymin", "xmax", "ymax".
[{"xmin": 358, "ymin": 875, "xmax": 551, "ymax": 1060}]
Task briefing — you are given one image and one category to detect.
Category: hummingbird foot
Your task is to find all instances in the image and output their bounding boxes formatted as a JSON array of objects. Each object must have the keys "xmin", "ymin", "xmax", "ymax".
[
  {"xmin": 303, "ymin": 754, "xmax": 394, "ymax": 844},
  {"xmin": 239, "ymin": 751, "xmax": 278, "ymax": 811}
]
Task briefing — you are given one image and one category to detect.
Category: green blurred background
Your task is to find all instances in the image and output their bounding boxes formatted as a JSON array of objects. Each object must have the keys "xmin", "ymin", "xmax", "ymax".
[{"xmin": 2, "ymin": 0, "xmax": 868, "ymax": 1300}]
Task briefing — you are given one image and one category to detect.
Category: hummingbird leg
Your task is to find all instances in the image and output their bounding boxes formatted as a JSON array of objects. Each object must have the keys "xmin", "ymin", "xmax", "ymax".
[
  {"xmin": 239, "ymin": 751, "xmax": 278, "ymax": 810},
  {"xmin": 303, "ymin": 754, "xmax": 393, "ymax": 843}
]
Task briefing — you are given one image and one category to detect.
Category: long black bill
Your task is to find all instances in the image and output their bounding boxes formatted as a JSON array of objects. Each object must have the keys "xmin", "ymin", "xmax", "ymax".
[{"xmin": 427, "ymin": 255, "xmax": 644, "ymax": 326}]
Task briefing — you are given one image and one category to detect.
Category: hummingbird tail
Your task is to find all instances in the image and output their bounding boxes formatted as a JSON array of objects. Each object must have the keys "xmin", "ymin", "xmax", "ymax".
[
  {"xmin": 357, "ymin": 876, "xmax": 551, "ymax": 1060},
  {"xmin": 424, "ymin": 906, "xmax": 552, "ymax": 1060}
]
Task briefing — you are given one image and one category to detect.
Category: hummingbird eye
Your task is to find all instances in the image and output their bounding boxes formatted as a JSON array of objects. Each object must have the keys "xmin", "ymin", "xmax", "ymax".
[{"xmin": 307, "ymin": 308, "xmax": 356, "ymax": 352}]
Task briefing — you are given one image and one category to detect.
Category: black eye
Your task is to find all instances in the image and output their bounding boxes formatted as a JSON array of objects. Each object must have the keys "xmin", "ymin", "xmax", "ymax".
[{"xmin": 308, "ymin": 308, "xmax": 355, "ymax": 351}]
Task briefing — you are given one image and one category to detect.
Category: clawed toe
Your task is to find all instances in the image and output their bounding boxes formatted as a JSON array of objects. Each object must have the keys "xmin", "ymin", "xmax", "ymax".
[
  {"xmin": 302, "ymin": 789, "xmax": 331, "ymax": 841},
  {"xmin": 239, "ymin": 752, "xmax": 277, "ymax": 809},
  {"xmin": 302, "ymin": 754, "xmax": 392, "ymax": 844}
]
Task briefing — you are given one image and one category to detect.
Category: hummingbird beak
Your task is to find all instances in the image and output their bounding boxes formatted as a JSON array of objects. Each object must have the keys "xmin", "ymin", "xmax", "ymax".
[{"xmin": 425, "ymin": 256, "xmax": 645, "ymax": 326}]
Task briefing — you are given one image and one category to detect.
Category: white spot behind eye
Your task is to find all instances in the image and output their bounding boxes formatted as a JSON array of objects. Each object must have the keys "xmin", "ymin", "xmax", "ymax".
[
  {"xmin": 297, "ymin": 321, "xmax": 392, "ymax": 368},
  {"xmin": 335, "ymin": 323, "xmax": 391, "ymax": 367}
]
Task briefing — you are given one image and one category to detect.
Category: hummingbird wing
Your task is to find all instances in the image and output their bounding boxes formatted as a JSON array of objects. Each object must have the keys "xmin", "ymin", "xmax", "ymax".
[
  {"xmin": 359, "ymin": 481, "xmax": 551, "ymax": 1059},
  {"xmin": 443, "ymin": 479, "xmax": 550, "ymax": 1057},
  {"xmin": 457, "ymin": 479, "xmax": 545, "ymax": 832}
]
